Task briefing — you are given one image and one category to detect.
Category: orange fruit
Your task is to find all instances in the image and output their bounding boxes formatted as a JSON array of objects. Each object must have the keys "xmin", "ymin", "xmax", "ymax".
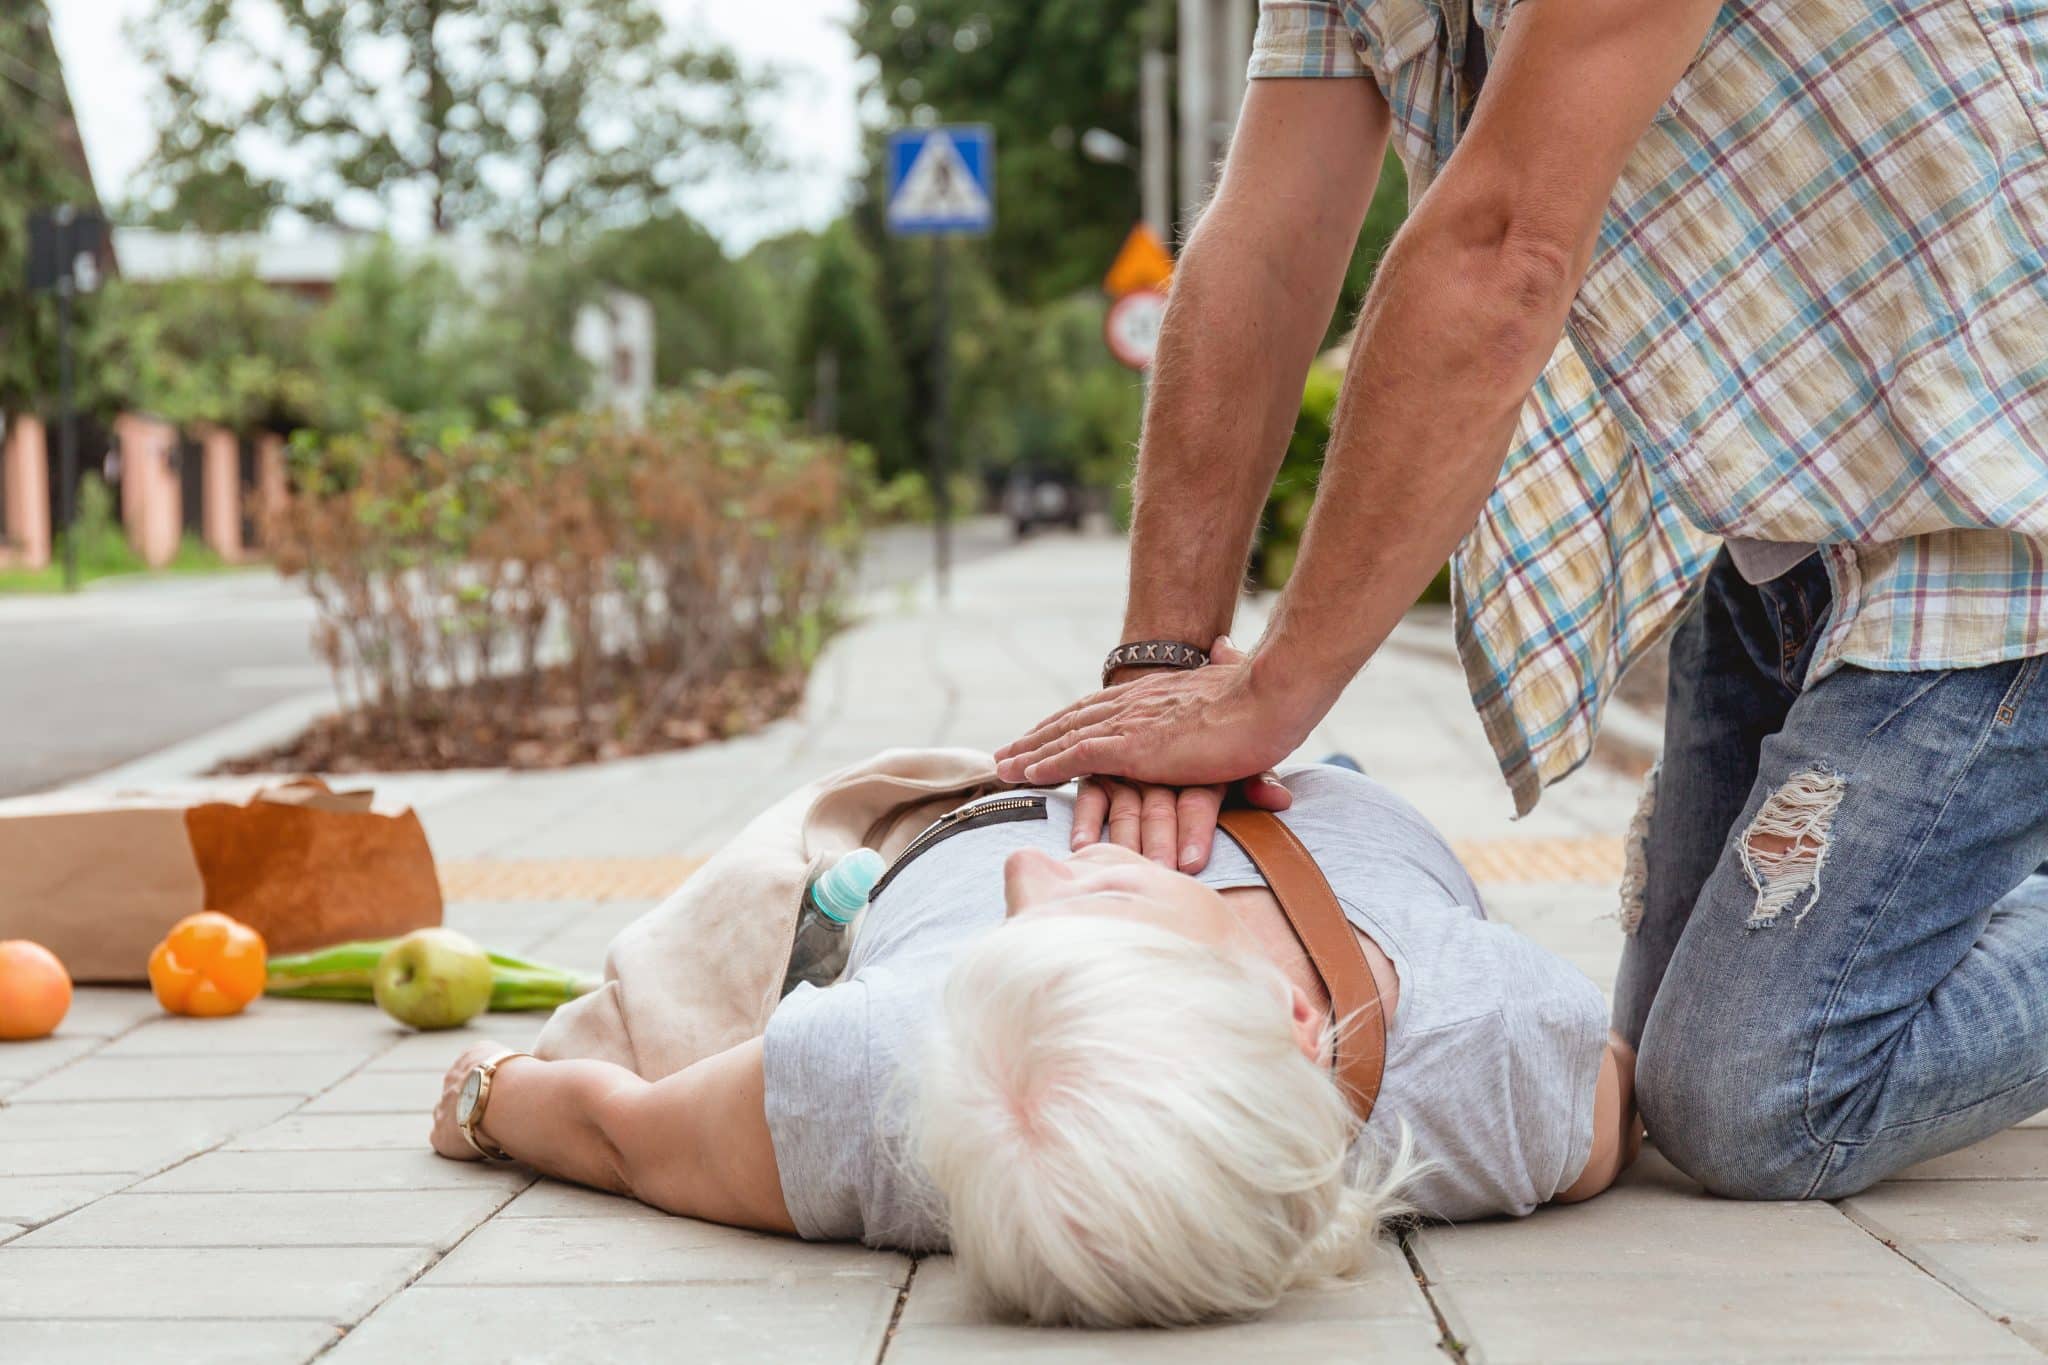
[
  {"xmin": 0, "ymin": 940, "xmax": 73, "ymax": 1041},
  {"xmin": 148, "ymin": 912, "xmax": 267, "ymax": 1018}
]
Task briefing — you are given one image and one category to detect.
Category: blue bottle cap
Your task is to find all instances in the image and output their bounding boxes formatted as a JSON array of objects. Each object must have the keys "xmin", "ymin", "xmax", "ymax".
[{"xmin": 813, "ymin": 847, "xmax": 885, "ymax": 923}]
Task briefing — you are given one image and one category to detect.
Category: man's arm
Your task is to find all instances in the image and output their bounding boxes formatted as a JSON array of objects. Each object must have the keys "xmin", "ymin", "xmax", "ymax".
[
  {"xmin": 1253, "ymin": 0, "xmax": 1723, "ymax": 719},
  {"xmin": 1118, "ymin": 75, "xmax": 1391, "ymax": 650},
  {"xmin": 432, "ymin": 1038, "xmax": 796, "ymax": 1234},
  {"xmin": 999, "ymin": 0, "xmax": 1722, "ymax": 791}
]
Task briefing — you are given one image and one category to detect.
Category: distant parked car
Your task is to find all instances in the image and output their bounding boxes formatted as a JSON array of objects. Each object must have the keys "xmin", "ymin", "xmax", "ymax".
[{"xmin": 1003, "ymin": 469, "xmax": 1084, "ymax": 538}]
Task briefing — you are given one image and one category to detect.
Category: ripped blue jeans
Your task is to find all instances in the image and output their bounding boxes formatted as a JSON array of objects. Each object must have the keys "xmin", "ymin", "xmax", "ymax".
[{"xmin": 1614, "ymin": 548, "xmax": 2048, "ymax": 1200}]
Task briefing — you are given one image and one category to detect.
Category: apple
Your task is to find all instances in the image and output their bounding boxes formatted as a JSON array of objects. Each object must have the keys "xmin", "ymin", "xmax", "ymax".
[{"xmin": 372, "ymin": 929, "xmax": 494, "ymax": 1031}]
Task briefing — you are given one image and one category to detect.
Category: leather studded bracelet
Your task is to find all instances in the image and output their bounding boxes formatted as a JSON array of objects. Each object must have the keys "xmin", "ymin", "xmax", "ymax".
[{"xmin": 1101, "ymin": 640, "xmax": 1210, "ymax": 687}]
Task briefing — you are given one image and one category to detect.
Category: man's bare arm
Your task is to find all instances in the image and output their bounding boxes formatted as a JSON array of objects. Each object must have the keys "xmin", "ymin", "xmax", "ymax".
[
  {"xmin": 1254, "ymin": 0, "xmax": 1722, "ymax": 718},
  {"xmin": 1119, "ymin": 76, "xmax": 1391, "ymax": 649},
  {"xmin": 999, "ymin": 0, "xmax": 1723, "ymax": 792}
]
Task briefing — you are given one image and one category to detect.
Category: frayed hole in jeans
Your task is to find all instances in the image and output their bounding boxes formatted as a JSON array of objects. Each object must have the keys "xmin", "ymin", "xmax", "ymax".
[
  {"xmin": 1740, "ymin": 768, "xmax": 1845, "ymax": 928},
  {"xmin": 1618, "ymin": 762, "xmax": 1660, "ymax": 936}
]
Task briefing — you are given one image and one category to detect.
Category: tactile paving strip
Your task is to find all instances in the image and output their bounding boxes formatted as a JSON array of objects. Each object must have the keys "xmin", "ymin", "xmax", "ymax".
[
  {"xmin": 438, "ymin": 857, "xmax": 707, "ymax": 903},
  {"xmin": 439, "ymin": 838, "xmax": 1623, "ymax": 902}
]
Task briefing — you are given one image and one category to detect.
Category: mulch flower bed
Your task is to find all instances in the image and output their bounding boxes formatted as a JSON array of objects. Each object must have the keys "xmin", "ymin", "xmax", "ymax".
[{"xmin": 214, "ymin": 665, "xmax": 807, "ymax": 774}]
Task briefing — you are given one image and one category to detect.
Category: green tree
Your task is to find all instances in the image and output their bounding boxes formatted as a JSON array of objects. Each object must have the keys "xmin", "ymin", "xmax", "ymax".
[
  {"xmin": 307, "ymin": 240, "xmax": 590, "ymax": 431},
  {"xmin": 1331, "ymin": 151, "xmax": 1409, "ymax": 348},
  {"xmin": 850, "ymin": 0, "xmax": 1153, "ymax": 302},
  {"xmin": 790, "ymin": 224, "xmax": 913, "ymax": 476},
  {"xmin": 584, "ymin": 211, "xmax": 781, "ymax": 384},
  {"xmin": 131, "ymin": 0, "xmax": 767, "ymax": 242},
  {"xmin": 83, "ymin": 271, "xmax": 321, "ymax": 430},
  {"xmin": 0, "ymin": 1, "xmax": 96, "ymax": 414}
]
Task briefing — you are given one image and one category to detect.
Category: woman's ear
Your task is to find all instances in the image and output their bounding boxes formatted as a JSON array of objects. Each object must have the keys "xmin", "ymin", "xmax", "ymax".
[{"xmin": 1287, "ymin": 983, "xmax": 1326, "ymax": 1062}]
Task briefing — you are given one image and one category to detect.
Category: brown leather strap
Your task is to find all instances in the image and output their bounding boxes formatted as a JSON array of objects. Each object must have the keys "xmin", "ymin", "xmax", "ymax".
[{"xmin": 1216, "ymin": 808, "xmax": 1386, "ymax": 1122}]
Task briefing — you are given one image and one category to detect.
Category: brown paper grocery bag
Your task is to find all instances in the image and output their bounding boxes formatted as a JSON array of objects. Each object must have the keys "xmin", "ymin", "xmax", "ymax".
[
  {"xmin": 187, "ymin": 784, "xmax": 440, "ymax": 955},
  {"xmin": 0, "ymin": 802, "xmax": 206, "ymax": 980},
  {"xmin": 0, "ymin": 777, "xmax": 441, "ymax": 983}
]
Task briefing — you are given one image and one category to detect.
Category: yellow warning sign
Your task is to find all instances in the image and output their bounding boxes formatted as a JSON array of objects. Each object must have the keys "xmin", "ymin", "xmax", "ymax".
[{"xmin": 1103, "ymin": 223, "xmax": 1174, "ymax": 298}]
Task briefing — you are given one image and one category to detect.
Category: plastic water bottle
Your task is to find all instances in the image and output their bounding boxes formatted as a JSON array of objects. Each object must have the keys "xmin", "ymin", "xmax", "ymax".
[{"xmin": 781, "ymin": 848, "xmax": 885, "ymax": 997}]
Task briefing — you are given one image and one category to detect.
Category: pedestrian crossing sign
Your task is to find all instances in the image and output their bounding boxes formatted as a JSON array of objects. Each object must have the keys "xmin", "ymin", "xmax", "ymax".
[{"xmin": 885, "ymin": 125, "xmax": 995, "ymax": 236}]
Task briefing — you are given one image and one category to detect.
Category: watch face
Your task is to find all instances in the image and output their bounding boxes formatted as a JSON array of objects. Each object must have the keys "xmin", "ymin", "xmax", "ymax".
[{"xmin": 458, "ymin": 1067, "xmax": 483, "ymax": 1124}]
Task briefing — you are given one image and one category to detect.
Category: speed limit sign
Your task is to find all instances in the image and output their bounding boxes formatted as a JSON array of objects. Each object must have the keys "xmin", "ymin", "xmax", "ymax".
[{"xmin": 1104, "ymin": 288, "xmax": 1167, "ymax": 371}]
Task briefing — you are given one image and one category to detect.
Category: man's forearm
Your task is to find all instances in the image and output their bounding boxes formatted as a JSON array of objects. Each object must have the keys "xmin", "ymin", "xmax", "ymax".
[
  {"xmin": 1120, "ymin": 79, "xmax": 1390, "ymax": 650},
  {"xmin": 1121, "ymin": 219, "xmax": 1327, "ymax": 646},
  {"xmin": 1254, "ymin": 202, "xmax": 1576, "ymax": 717}
]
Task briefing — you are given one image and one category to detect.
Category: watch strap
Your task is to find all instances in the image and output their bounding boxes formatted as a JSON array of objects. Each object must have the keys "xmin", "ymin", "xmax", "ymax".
[
  {"xmin": 1102, "ymin": 639, "xmax": 1209, "ymax": 687},
  {"xmin": 461, "ymin": 1051, "xmax": 531, "ymax": 1161}
]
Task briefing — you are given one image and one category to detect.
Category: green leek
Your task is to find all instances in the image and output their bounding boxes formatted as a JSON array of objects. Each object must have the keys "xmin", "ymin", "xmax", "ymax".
[{"xmin": 266, "ymin": 939, "xmax": 597, "ymax": 1012}]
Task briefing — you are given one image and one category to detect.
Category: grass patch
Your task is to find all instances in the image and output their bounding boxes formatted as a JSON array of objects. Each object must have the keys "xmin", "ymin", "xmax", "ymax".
[{"xmin": 0, "ymin": 475, "xmax": 237, "ymax": 593}]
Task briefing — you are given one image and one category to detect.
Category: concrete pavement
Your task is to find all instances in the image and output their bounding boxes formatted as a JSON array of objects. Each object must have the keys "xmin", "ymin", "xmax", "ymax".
[{"xmin": 3, "ymin": 532, "xmax": 2044, "ymax": 1362}]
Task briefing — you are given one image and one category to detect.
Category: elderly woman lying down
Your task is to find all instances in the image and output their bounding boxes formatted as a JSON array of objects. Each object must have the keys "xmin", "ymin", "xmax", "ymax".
[{"xmin": 429, "ymin": 763, "xmax": 1640, "ymax": 1326}]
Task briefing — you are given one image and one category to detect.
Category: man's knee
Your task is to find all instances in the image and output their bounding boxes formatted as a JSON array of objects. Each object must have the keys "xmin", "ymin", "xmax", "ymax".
[{"xmin": 1635, "ymin": 1019, "xmax": 1826, "ymax": 1201}]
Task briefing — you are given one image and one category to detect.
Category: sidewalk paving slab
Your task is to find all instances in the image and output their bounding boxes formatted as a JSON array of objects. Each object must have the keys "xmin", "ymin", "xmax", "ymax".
[
  {"xmin": 0, "ymin": 1320, "xmax": 339, "ymax": 1365},
  {"xmin": 1892, "ymin": 1128, "xmax": 2048, "ymax": 1181},
  {"xmin": 134, "ymin": 1148, "xmax": 534, "ymax": 1195},
  {"xmin": 1843, "ymin": 1179, "xmax": 2048, "ymax": 1351},
  {"xmin": 0, "ymin": 1097, "xmax": 300, "ymax": 1176},
  {"xmin": 14, "ymin": 1187, "xmax": 519, "ymax": 1250},
  {"xmin": 1423, "ymin": 1269, "xmax": 2039, "ymax": 1364},
  {"xmin": 496, "ymin": 1180, "xmax": 671, "ymax": 1220},
  {"xmin": 225, "ymin": 1112, "xmax": 433, "ymax": 1152},
  {"xmin": 299, "ymin": 1068, "xmax": 441, "ymax": 1114},
  {"xmin": 4, "ymin": 1051, "xmax": 365, "ymax": 1104},
  {"xmin": 0, "ymin": 1173, "xmax": 135, "ymax": 1224},
  {"xmin": 0, "ymin": 1245, "xmax": 439, "ymax": 1321},
  {"xmin": 886, "ymin": 1252, "xmax": 1445, "ymax": 1364},
  {"xmin": 327, "ymin": 1282, "xmax": 902, "ymax": 1365},
  {"xmin": 420, "ymin": 1214, "xmax": 909, "ymax": 1288}
]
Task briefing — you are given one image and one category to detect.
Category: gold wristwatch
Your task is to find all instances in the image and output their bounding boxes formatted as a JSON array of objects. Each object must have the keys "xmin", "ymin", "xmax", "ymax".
[{"xmin": 456, "ymin": 1051, "xmax": 531, "ymax": 1161}]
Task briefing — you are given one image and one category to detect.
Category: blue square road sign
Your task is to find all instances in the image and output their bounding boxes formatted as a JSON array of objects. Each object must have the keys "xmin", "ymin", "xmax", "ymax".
[{"xmin": 885, "ymin": 125, "xmax": 995, "ymax": 236}]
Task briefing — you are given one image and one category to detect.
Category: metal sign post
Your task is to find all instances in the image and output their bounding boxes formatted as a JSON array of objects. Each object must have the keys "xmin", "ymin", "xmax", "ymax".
[
  {"xmin": 27, "ymin": 206, "xmax": 107, "ymax": 593},
  {"xmin": 884, "ymin": 125, "xmax": 994, "ymax": 602}
]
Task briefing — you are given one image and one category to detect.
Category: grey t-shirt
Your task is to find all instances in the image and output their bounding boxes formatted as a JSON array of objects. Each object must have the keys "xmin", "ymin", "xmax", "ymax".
[{"xmin": 763, "ymin": 765, "xmax": 1609, "ymax": 1247}]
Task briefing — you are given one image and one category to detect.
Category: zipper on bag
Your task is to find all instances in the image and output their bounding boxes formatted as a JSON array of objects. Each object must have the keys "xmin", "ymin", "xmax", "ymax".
[{"xmin": 869, "ymin": 794, "xmax": 1049, "ymax": 901}]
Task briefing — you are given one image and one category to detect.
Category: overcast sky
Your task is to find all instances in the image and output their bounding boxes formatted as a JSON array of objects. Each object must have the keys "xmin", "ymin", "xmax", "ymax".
[{"xmin": 47, "ymin": 0, "xmax": 870, "ymax": 251}]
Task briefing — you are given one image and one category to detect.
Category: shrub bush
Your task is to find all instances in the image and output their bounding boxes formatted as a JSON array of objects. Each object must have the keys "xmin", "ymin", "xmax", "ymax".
[
  {"xmin": 1253, "ymin": 359, "xmax": 1451, "ymax": 605},
  {"xmin": 259, "ymin": 376, "xmax": 860, "ymax": 768}
]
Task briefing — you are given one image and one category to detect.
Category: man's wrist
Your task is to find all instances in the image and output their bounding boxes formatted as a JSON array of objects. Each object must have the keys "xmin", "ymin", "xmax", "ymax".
[{"xmin": 1246, "ymin": 633, "xmax": 1346, "ymax": 744}]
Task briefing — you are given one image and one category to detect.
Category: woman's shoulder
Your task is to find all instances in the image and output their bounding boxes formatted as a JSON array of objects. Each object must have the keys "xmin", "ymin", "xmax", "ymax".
[{"xmin": 1274, "ymin": 764, "xmax": 1481, "ymax": 909}]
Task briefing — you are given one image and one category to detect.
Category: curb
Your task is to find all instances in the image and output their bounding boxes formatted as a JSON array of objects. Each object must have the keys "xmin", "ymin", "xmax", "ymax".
[{"xmin": 71, "ymin": 690, "xmax": 339, "ymax": 791}]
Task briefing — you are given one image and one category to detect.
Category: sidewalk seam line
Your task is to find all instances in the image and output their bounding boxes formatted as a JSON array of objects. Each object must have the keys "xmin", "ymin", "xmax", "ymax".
[
  {"xmin": 875, "ymin": 1254, "xmax": 920, "ymax": 1363},
  {"xmin": 1401, "ymin": 1229, "xmax": 1470, "ymax": 1364},
  {"xmin": 1835, "ymin": 1197, "xmax": 2039, "ymax": 1349}
]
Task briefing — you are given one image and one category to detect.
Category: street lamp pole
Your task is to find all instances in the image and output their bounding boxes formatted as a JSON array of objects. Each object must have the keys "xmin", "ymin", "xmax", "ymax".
[
  {"xmin": 56, "ymin": 270, "xmax": 76, "ymax": 592},
  {"xmin": 1141, "ymin": 0, "xmax": 1173, "ymax": 239}
]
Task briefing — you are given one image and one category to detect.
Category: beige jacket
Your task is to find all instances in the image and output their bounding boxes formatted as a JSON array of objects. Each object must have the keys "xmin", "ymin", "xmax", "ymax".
[{"xmin": 535, "ymin": 748, "xmax": 1004, "ymax": 1079}]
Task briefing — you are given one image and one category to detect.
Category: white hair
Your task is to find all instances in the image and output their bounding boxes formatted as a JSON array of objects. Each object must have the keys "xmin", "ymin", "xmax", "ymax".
[{"xmin": 913, "ymin": 912, "xmax": 1416, "ymax": 1328}]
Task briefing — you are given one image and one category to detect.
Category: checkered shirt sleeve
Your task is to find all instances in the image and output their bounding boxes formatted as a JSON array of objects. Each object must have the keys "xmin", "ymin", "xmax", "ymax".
[{"xmin": 1249, "ymin": 0, "xmax": 1368, "ymax": 78}]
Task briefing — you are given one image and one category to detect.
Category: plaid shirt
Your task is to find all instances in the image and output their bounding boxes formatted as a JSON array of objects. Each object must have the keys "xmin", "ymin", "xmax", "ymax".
[{"xmin": 1252, "ymin": 0, "xmax": 2048, "ymax": 813}]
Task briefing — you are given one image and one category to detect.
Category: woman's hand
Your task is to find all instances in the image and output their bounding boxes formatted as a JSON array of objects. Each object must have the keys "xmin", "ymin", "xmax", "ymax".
[
  {"xmin": 431, "ymin": 1040, "xmax": 510, "ymax": 1161},
  {"xmin": 1071, "ymin": 775, "xmax": 1292, "ymax": 872}
]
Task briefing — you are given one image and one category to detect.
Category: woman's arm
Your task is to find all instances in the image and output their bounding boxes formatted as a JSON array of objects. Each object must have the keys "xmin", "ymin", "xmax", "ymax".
[
  {"xmin": 1555, "ymin": 1034, "xmax": 1644, "ymax": 1203},
  {"xmin": 431, "ymin": 1037, "xmax": 796, "ymax": 1234}
]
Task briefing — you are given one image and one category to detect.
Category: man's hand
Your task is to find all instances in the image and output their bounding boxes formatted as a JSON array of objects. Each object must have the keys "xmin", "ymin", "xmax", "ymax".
[
  {"xmin": 431, "ymin": 1040, "xmax": 509, "ymax": 1161},
  {"xmin": 998, "ymin": 636, "xmax": 1317, "ymax": 867}
]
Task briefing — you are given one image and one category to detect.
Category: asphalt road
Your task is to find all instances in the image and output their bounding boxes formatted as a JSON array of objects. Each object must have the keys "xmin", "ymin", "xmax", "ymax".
[{"xmin": 0, "ymin": 516, "xmax": 1033, "ymax": 798}]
